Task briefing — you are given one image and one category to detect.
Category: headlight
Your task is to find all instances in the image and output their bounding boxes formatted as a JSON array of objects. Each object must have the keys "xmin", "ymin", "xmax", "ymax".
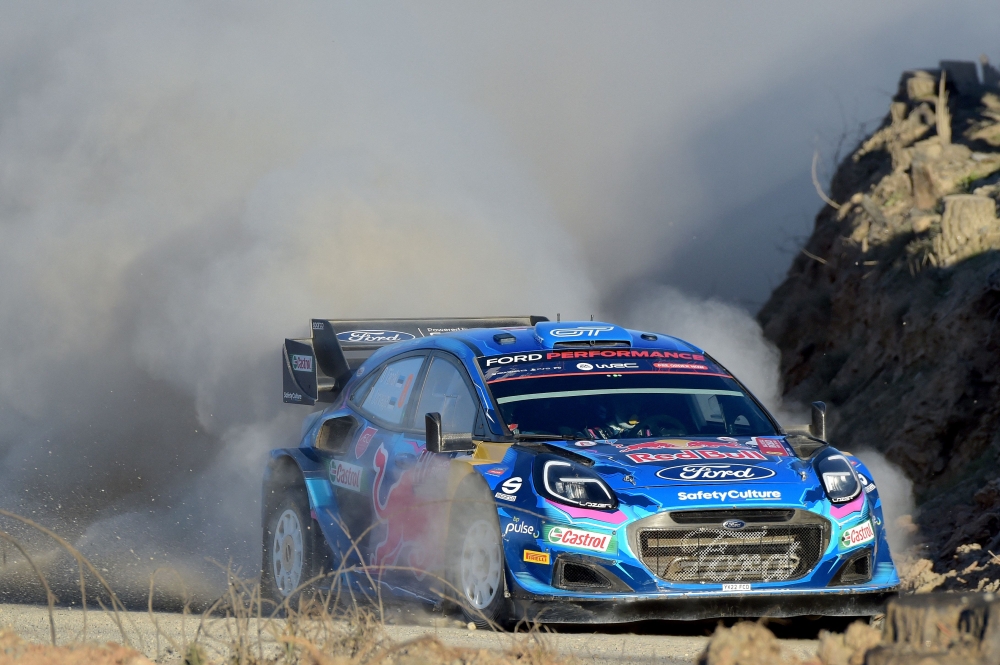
[
  {"xmin": 533, "ymin": 455, "xmax": 618, "ymax": 510},
  {"xmin": 815, "ymin": 452, "xmax": 861, "ymax": 504}
]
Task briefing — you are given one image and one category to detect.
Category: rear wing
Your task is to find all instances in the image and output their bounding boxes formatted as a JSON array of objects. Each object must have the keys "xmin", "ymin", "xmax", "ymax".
[{"xmin": 282, "ymin": 316, "xmax": 547, "ymax": 405}]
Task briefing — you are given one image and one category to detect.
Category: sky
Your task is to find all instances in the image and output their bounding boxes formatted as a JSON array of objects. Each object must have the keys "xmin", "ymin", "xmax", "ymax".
[{"xmin": 0, "ymin": 1, "xmax": 995, "ymax": 599}]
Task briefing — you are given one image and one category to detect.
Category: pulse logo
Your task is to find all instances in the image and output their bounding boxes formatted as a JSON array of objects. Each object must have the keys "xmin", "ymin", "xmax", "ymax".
[{"xmin": 503, "ymin": 520, "xmax": 538, "ymax": 537}]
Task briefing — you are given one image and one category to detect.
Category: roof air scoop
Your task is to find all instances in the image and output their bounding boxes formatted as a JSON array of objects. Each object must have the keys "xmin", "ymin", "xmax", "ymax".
[{"xmin": 534, "ymin": 321, "xmax": 633, "ymax": 349}]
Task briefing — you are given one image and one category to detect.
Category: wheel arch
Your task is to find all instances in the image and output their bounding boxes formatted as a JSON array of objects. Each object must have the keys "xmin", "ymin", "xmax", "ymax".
[{"xmin": 262, "ymin": 449, "xmax": 311, "ymax": 527}]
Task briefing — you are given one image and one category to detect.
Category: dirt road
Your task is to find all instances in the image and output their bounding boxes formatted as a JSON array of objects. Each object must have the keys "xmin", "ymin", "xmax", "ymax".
[{"xmin": 0, "ymin": 603, "xmax": 822, "ymax": 664}]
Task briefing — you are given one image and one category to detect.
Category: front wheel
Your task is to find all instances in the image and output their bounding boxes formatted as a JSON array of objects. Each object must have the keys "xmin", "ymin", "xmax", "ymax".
[{"xmin": 447, "ymin": 481, "xmax": 510, "ymax": 628}]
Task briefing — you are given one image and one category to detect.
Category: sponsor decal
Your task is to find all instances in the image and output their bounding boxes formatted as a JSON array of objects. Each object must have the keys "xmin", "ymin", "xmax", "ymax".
[
  {"xmin": 501, "ymin": 477, "xmax": 522, "ymax": 494},
  {"xmin": 575, "ymin": 440, "xmax": 597, "ymax": 447},
  {"xmin": 291, "ymin": 354, "xmax": 313, "ymax": 372},
  {"xmin": 718, "ymin": 437, "xmax": 738, "ymax": 442},
  {"xmin": 329, "ymin": 460, "xmax": 363, "ymax": 492},
  {"xmin": 576, "ymin": 362, "xmax": 594, "ymax": 371},
  {"xmin": 840, "ymin": 520, "xmax": 875, "ymax": 549},
  {"xmin": 354, "ymin": 427, "xmax": 377, "ymax": 459},
  {"xmin": 283, "ymin": 391, "xmax": 303, "ymax": 402},
  {"xmin": 616, "ymin": 440, "xmax": 748, "ymax": 453},
  {"xmin": 653, "ymin": 362, "xmax": 708, "ymax": 371},
  {"xmin": 656, "ymin": 464, "xmax": 775, "ymax": 482},
  {"xmin": 370, "ymin": 443, "xmax": 435, "ymax": 576},
  {"xmin": 542, "ymin": 525, "xmax": 617, "ymax": 554},
  {"xmin": 549, "ymin": 325, "xmax": 616, "ymax": 338},
  {"xmin": 677, "ymin": 489, "xmax": 782, "ymax": 501},
  {"xmin": 546, "ymin": 349, "xmax": 707, "ymax": 361},
  {"xmin": 495, "ymin": 492, "xmax": 517, "ymax": 502},
  {"xmin": 484, "ymin": 353, "xmax": 544, "ymax": 367},
  {"xmin": 503, "ymin": 519, "xmax": 539, "ymax": 538},
  {"xmin": 485, "ymin": 466, "xmax": 507, "ymax": 476},
  {"xmin": 523, "ymin": 550, "xmax": 550, "ymax": 565},
  {"xmin": 312, "ymin": 321, "xmax": 325, "ymax": 330},
  {"xmin": 722, "ymin": 519, "xmax": 746, "ymax": 530},
  {"xmin": 627, "ymin": 449, "xmax": 767, "ymax": 464},
  {"xmin": 423, "ymin": 327, "xmax": 467, "ymax": 335},
  {"xmin": 481, "ymin": 349, "xmax": 711, "ymax": 368},
  {"xmin": 590, "ymin": 362, "xmax": 639, "ymax": 370},
  {"xmin": 754, "ymin": 437, "xmax": 788, "ymax": 457},
  {"xmin": 337, "ymin": 330, "xmax": 416, "ymax": 344},
  {"xmin": 858, "ymin": 473, "xmax": 876, "ymax": 494},
  {"xmin": 722, "ymin": 583, "xmax": 751, "ymax": 592}
]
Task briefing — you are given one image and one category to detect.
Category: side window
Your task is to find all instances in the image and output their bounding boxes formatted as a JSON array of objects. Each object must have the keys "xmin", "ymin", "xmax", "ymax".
[
  {"xmin": 360, "ymin": 356, "xmax": 424, "ymax": 425},
  {"xmin": 414, "ymin": 356, "xmax": 478, "ymax": 433},
  {"xmin": 350, "ymin": 368, "xmax": 381, "ymax": 406}
]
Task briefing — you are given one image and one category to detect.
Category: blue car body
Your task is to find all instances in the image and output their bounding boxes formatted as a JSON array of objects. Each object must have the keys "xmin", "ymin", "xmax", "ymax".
[{"xmin": 265, "ymin": 318, "xmax": 898, "ymax": 622}]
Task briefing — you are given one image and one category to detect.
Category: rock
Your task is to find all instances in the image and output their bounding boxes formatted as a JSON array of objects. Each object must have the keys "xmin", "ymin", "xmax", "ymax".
[
  {"xmin": 908, "ymin": 210, "xmax": 939, "ymax": 233},
  {"xmin": 940, "ymin": 60, "xmax": 981, "ymax": 96},
  {"xmin": 932, "ymin": 194, "xmax": 1000, "ymax": 266},
  {"xmin": 904, "ymin": 70, "xmax": 939, "ymax": 101},
  {"xmin": 910, "ymin": 139, "xmax": 975, "ymax": 209},
  {"xmin": 817, "ymin": 622, "xmax": 882, "ymax": 665},
  {"xmin": 898, "ymin": 557, "xmax": 949, "ymax": 593},
  {"xmin": 975, "ymin": 478, "xmax": 1000, "ymax": 509},
  {"xmin": 697, "ymin": 622, "xmax": 803, "ymax": 665}
]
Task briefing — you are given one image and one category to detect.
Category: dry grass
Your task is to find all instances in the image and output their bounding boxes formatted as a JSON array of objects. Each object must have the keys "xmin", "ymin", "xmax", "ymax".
[{"xmin": 0, "ymin": 509, "xmax": 576, "ymax": 665}]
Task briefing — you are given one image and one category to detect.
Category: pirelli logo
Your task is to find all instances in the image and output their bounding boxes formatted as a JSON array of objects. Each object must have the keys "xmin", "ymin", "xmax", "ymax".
[{"xmin": 523, "ymin": 549, "xmax": 550, "ymax": 565}]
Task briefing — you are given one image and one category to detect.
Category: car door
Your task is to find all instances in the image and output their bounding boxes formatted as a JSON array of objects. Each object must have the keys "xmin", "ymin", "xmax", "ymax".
[
  {"xmin": 330, "ymin": 353, "xmax": 427, "ymax": 576},
  {"xmin": 367, "ymin": 352, "xmax": 483, "ymax": 595}
]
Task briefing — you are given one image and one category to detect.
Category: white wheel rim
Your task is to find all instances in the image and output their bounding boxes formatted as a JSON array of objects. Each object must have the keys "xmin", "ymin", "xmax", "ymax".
[
  {"xmin": 460, "ymin": 519, "xmax": 502, "ymax": 610},
  {"xmin": 271, "ymin": 508, "xmax": 304, "ymax": 597}
]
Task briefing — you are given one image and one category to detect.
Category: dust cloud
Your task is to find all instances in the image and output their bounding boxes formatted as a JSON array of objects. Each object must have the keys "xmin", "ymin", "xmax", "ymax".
[
  {"xmin": 854, "ymin": 451, "xmax": 917, "ymax": 560},
  {"xmin": 620, "ymin": 285, "xmax": 800, "ymax": 423},
  {"xmin": 0, "ymin": 2, "xmax": 971, "ymax": 604},
  {"xmin": 0, "ymin": 4, "xmax": 591, "ymax": 603}
]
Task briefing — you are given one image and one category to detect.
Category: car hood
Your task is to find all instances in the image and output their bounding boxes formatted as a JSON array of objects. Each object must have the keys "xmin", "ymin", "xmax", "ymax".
[{"xmin": 534, "ymin": 435, "xmax": 814, "ymax": 490}]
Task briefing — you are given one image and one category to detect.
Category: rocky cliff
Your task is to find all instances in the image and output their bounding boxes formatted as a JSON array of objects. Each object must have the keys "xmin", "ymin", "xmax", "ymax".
[{"xmin": 758, "ymin": 59, "xmax": 1000, "ymax": 588}]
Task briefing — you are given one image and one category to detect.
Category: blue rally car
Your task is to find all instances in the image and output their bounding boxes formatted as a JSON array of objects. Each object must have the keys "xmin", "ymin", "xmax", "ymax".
[{"xmin": 263, "ymin": 317, "xmax": 898, "ymax": 625}]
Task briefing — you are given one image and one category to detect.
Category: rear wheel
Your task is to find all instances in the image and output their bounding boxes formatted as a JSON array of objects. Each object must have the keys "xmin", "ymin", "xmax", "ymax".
[
  {"xmin": 261, "ymin": 491, "xmax": 318, "ymax": 607},
  {"xmin": 447, "ymin": 481, "xmax": 510, "ymax": 628}
]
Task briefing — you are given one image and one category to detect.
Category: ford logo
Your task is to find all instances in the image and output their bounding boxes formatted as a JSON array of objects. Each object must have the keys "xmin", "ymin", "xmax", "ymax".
[
  {"xmin": 723, "ymin": 519, "xmax": 746, "ymax": 530},
  {"xmin": 655, "ymin": 463, "xmax": 776, "ymax": 482},
  {"xmin": 336, "ymin": 330, "xmax": 416, "ymax": 344}
]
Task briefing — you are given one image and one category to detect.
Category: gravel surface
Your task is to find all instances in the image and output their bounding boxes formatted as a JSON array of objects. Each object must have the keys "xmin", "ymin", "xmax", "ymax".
[{"xmin": 0, "ymin": 603, "xmax": 821, "ymax": 664}]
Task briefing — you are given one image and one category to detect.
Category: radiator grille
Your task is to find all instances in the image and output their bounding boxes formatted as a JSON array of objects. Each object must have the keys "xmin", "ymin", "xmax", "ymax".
[{"xmin": 638, "ymin": 524, "xmax": 824, "ymax": 583}]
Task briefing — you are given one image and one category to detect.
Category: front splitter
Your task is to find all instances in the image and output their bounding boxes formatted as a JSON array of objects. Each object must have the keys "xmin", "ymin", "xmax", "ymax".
[{"xmin": 510, "ymin": 589, "xmax": 897, "ymax": 623}]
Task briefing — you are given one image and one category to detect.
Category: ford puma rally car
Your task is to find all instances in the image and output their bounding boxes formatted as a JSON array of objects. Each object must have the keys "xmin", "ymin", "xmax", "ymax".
[{"xmin": 264, "ymin": 317, "xmax": 898, "ymax": 625}]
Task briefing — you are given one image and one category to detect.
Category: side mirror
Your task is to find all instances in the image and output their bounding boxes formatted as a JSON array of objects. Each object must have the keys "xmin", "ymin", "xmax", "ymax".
[
  {"xmin": 810, "ymin": 401, "xmax": 827, "ymax": 441},
  {"xmin": 425, "ymin": 412, "xmax": 476, "ymax": 453}
]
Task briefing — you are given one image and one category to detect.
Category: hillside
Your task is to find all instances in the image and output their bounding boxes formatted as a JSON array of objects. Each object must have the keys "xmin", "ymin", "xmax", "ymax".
[{"xmin": 758, "ymin": 59, "xmax": 1000, "ymax": 588}]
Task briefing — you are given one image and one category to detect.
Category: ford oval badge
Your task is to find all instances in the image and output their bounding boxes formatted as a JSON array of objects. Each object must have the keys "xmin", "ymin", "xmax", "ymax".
[
  {"xmin": 723, "ymin": 519, "xmax": 746, "ymax": 530},
  {"xmin": 655, "ymin": 463, "xmax": 776, "ymax": 482}
]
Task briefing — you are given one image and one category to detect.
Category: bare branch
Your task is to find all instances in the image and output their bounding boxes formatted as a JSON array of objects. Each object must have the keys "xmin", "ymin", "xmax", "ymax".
[{"xmin": 811, "ymin": 149, "xmax": 841, "ymax": 210}]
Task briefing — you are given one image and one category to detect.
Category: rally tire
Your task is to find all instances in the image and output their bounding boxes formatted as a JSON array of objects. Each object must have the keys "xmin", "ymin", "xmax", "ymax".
[
  {"xmin": 446, "ymin": 479, "xmax": 511, "ymax": 629},
  {"xmin": 261, "ymin": 490, "xmax": 319, "ymax": 609}
]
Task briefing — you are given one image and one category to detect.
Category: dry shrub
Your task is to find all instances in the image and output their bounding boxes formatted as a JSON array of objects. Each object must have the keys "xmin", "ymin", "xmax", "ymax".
[{"xmin": 0, "ymin": 628, "xmax": 153, "ymax": 665}]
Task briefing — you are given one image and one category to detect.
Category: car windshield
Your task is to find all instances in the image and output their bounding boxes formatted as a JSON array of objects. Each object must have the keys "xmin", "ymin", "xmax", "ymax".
[{"xmin": 484, "ymin": 363, "xmax": 777, "ymax": 439}]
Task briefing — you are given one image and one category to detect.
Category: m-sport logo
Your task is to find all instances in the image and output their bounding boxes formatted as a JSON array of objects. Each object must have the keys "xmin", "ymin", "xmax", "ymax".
[
  {"xmin": 336, "ymin": 330, "xmax": 416, "ymax": 344},
  {"xmin": 656, "ymin": 464, "xmax": 776, "ymax": 482}
]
